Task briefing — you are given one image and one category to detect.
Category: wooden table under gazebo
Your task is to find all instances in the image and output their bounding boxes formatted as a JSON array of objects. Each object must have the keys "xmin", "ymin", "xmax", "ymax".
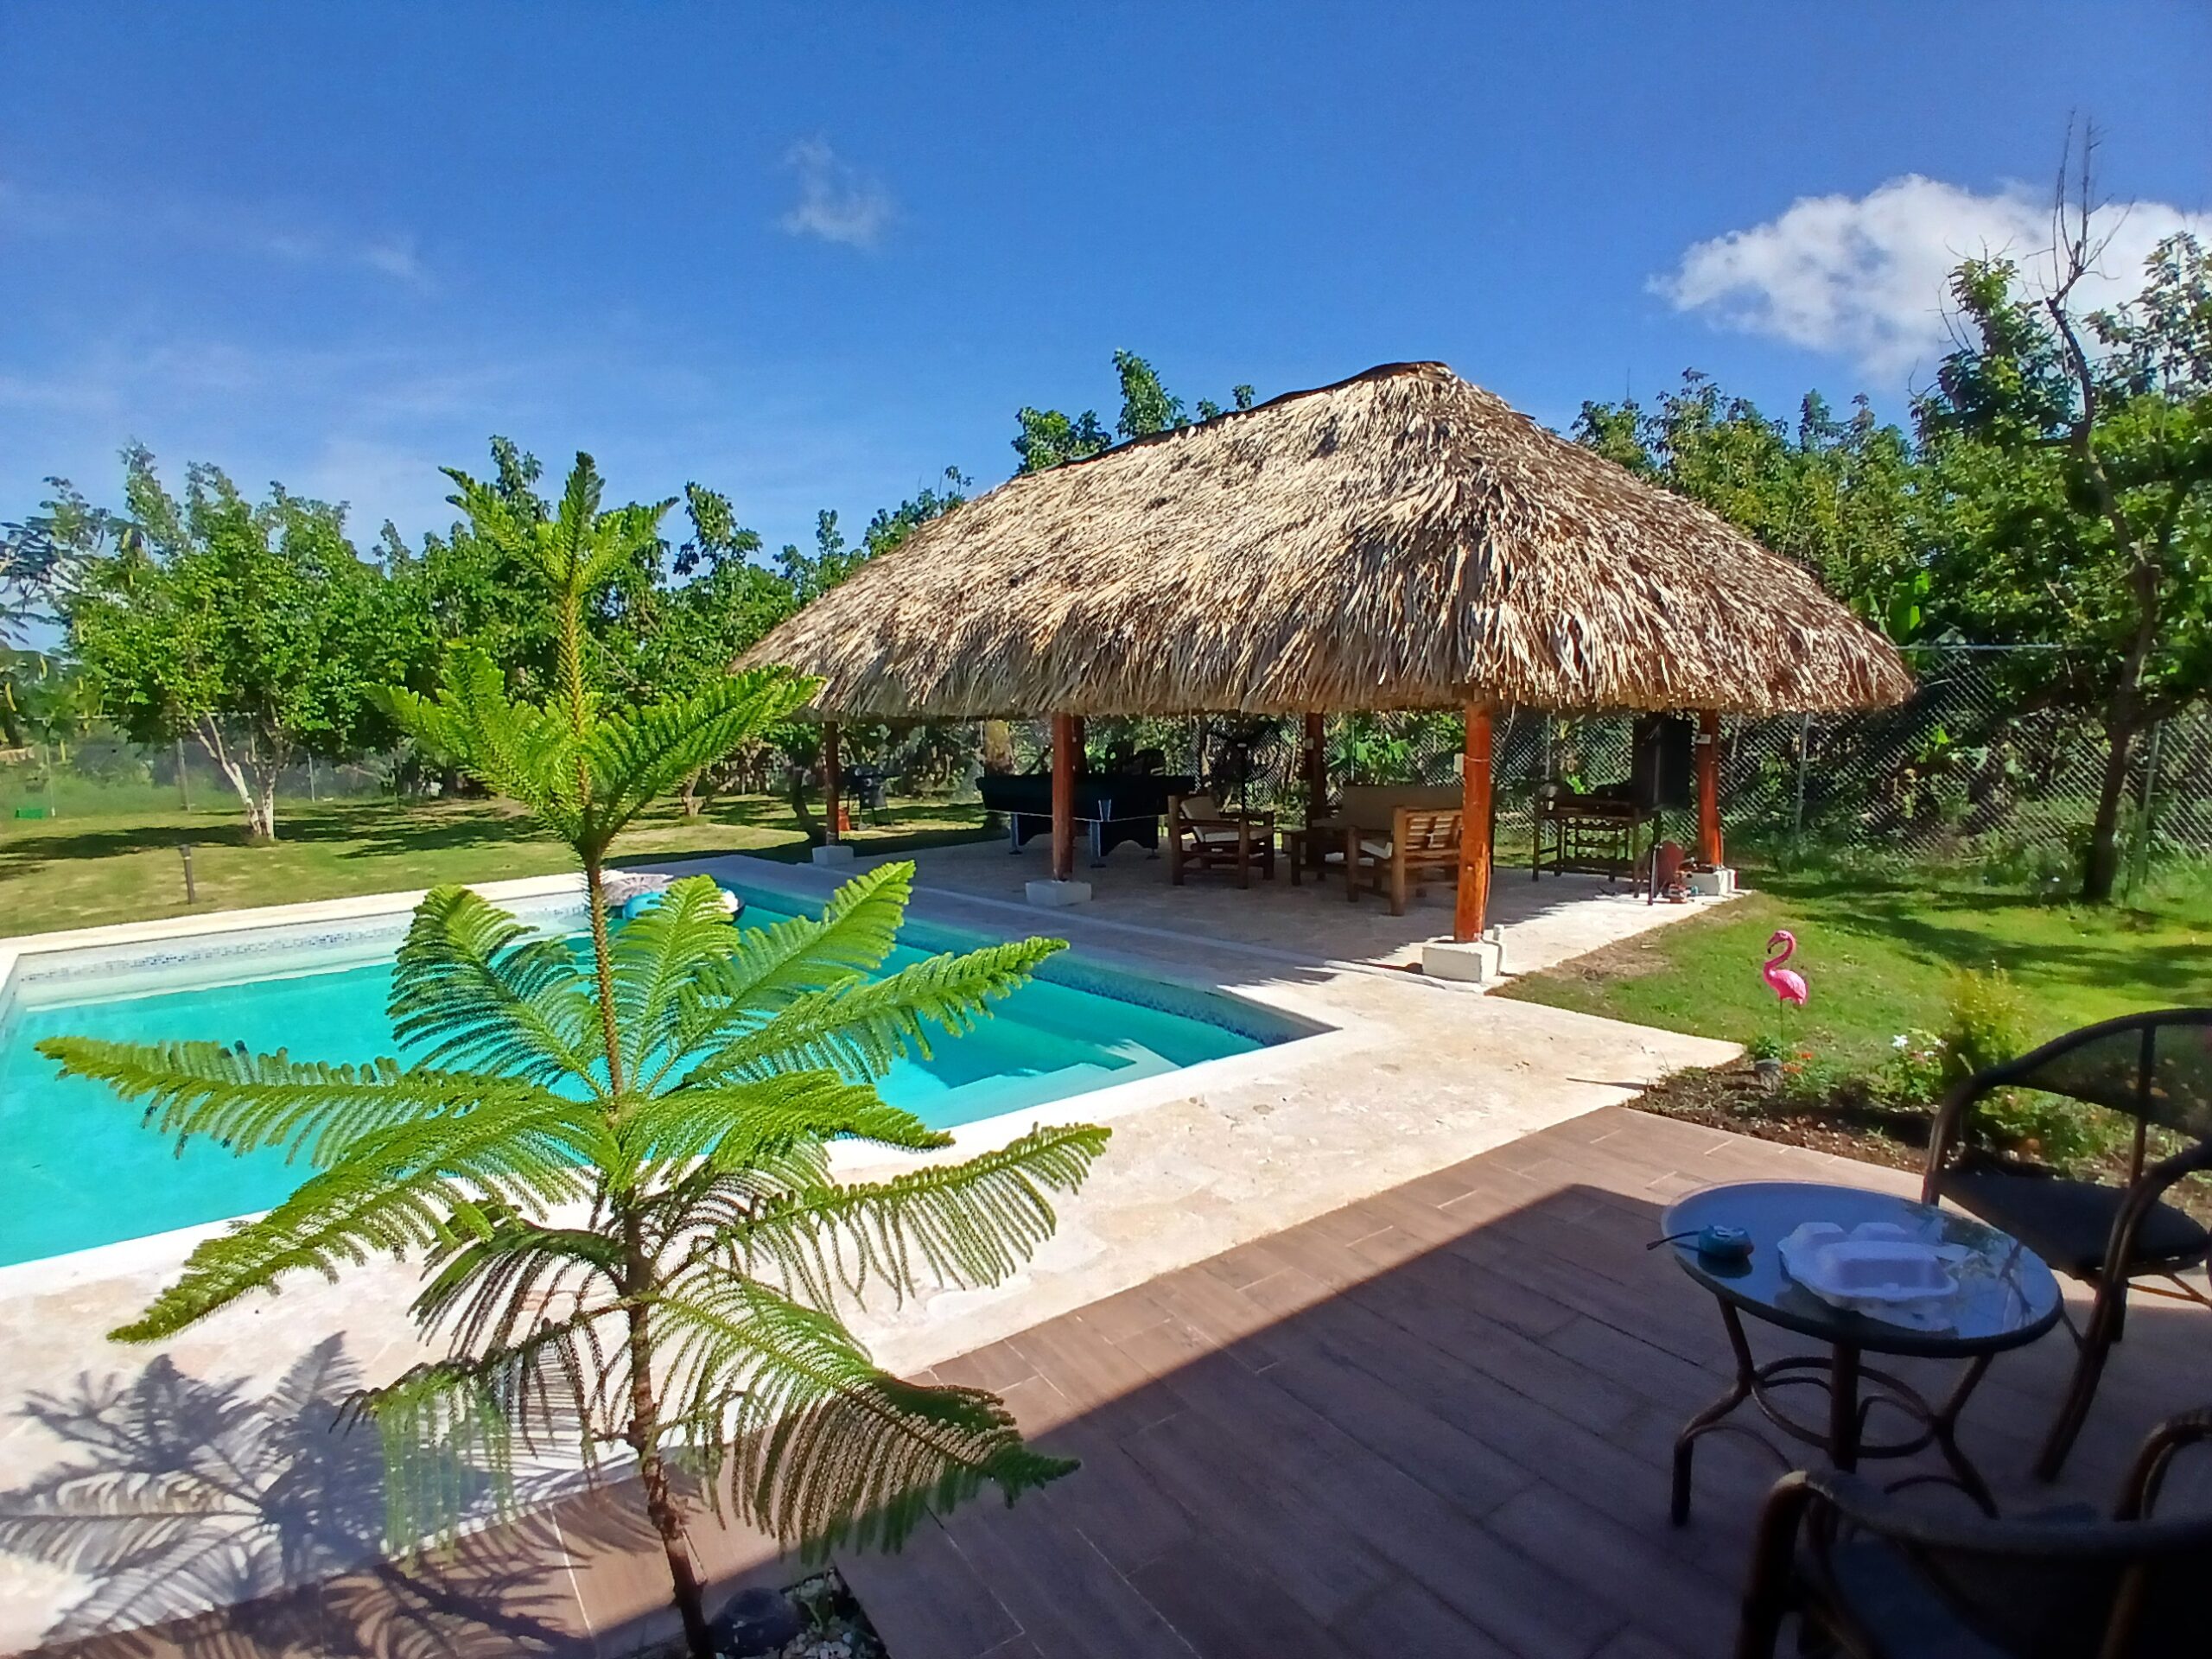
[{"xmin": 743, "ymin": 361, "xmax": 1910, "ymax": 980}]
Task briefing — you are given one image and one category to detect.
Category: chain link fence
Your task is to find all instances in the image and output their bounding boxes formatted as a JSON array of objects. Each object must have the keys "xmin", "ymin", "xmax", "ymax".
[
  {"xmin": 971, "ymin": 646, "xmax": 2212, "ymax": 868},
  {"xmin": 1, "ymin": 736, "xmax": 393, "ymax": 818},
  {"xmin": 9, "ymin": 648, "xmax": 2205, "ymax": 873}
]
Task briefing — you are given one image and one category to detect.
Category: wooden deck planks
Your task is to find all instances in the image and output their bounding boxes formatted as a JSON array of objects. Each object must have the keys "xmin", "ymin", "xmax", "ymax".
[
  {"xmin": 846, "ymin": 1107, "xmax": 2210, "ymax": 1659},
  {"xmin": 81, "ymin": 1106, "xmax": 2205, "ymax": 1659}
]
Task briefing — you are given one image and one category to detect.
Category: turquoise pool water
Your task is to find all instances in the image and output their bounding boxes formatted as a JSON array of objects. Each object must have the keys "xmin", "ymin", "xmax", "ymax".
[{"xmin": 0, "ymin": 887, "xmax": 1278, "ymax": 1267}]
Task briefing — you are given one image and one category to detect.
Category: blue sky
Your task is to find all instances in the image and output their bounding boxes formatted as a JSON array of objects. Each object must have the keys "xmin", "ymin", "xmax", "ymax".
[{"xmin": 3, "ymin": 3, "xmax": 2208, "ymax": 561}]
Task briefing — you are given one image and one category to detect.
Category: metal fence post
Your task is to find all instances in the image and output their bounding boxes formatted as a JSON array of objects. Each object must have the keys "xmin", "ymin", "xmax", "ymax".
[{"xmin": 1793, "ymin": 714, "xmax": 1811, "ymax": 848}]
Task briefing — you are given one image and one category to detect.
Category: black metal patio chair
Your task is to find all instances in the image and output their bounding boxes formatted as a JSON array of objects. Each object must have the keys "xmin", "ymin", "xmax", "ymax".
[
  {"xmin": 1734, "ymin": 1408, "xmax": 2212, "ymax": 1658},
  {"xmin": 1920, "ymin": 1009, "xmax": 2212, "ymax": 1479}
]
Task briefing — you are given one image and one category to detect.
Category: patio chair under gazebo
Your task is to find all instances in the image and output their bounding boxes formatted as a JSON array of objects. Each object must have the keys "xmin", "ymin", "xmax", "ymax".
[{"xmin": 743, "ymin": 361, "xmax": 1910, "ymax": 977}]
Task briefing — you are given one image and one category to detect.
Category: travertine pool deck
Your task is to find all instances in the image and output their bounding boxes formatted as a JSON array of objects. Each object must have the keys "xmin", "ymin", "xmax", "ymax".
[{"xmin": 0, "ymin": 847, "xmax": 1739, "ymax": 1653}]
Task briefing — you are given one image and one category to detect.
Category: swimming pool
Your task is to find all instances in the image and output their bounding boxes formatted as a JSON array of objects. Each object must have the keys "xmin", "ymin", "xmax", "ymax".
[{"xmin": 0, "ymin": 880, "xmax": 1296, "ymax": 1268}]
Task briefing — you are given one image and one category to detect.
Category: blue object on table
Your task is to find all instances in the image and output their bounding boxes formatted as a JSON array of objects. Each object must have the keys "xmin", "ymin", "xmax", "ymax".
[{"xmin": 1694, "ymin": 1224, "xmax": 1753, "ymax": 1263}]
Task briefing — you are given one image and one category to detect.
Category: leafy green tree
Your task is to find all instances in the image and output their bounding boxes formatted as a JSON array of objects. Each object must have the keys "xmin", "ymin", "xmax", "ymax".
[
  {"xmin": 776, "ymin": 470, "xmax": 969, "ymax": 603},
  {"xmin": 859, "ymin": 468, "xmax": 970, "ymax": 560},
  {"xmin": 1112, "ymin": 348, "xmax": 1186, "ymax": 438},
  {"xmin": 63, "ymin": 448, "xmax": 416, "ymax": 839},
  {"xmin": 2, "ymin": 650, "xmax": 102, "ymax": 761},
  {"xmin": 39, "ymin": 453, "xmax": 1108, "ymax": 1659},
  {"xmin": 1, "ymin": 479, "xmax": 111, "ymax": 647},
  {"xmin": 775, "ymin": 509, "xmax": 855, "ymax": 604},
  {"xmin": 1010, "ymin": 407, "xmax": 1113, "ymax": 474},
  {"xmin": 1915, "ymin": 188, "xmax": 2212, "ymax": 900},
  {"xmin": 1014, "ymin": 353, "xmax": 1255, "ymax": 473},
  {"xmin": 1194, "ymin": 385, "xmax": 1259, "ymax": 423},
  {"xmin": 629, "ymin": 486, "xmax": 801, "ymax": 814},
  {"xmin": 1573, "ymin": 373, "xmax": 1926, "ymax": 627}
]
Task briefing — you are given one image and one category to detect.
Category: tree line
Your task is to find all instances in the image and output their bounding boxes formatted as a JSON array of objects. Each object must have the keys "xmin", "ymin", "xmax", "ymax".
[
  {"xmin": 3, "ymin": 193, "xmax": 2207, "ymax": 899},
  {"xmin": 1573, "ymin": 200, "xmax": 2209, "ymax": 903},
  {"xmin": 0, "ymin": 348, "xmax": 1235, "ymax": 841}
]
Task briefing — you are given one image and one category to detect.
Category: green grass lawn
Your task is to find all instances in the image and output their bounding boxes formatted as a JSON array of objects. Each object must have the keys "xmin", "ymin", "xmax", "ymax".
[
  {"xmin": 1498, "ymin": 855, "xmax": 2212, "ymax": 1076},
  {"xmin": 0, "ymin": 792, "xmax": 988, "ymax": 938}
]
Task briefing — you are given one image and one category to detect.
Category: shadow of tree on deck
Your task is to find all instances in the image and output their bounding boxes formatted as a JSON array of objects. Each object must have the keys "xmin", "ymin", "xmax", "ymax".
[{"xmin": 0, "ymin": 1337, "xmax": 601, "ymax": 1658}]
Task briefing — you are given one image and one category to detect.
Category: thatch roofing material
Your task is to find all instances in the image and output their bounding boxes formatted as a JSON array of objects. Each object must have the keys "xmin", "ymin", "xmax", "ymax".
[{"xmin": 744, "ymin": 362, "xmax": 1913, "ymax": 719}]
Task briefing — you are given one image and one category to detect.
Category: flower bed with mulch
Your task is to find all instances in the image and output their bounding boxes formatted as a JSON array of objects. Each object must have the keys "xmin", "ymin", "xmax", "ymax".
[{"xmin": 1629, "ymin": 1060, "xmax": 2212, "ymax": 1227}]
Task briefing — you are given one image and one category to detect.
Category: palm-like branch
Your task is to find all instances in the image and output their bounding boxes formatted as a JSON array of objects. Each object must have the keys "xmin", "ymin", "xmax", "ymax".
[
  {"xmin": 33, "ymin": 1038, "xmax": 551, "ymax": 1169},
  {"xmin": 382, "ymin": 659, "xmax": 810, "ymax": 864},
  {"xmin": 111, "ymin": 1095, "xmax": 610, "ymax": 1342},
  {"xmin": 443, "ymin": 456, "xmax": 666, "ymax": 610},
  {"xmin": 652, "ymin": 1277, "xmax": 1075, "ymax": 1555},
  {"xmin": 389, "ymin": 886, "xmax": 602, "ymax": 1088},
  {"xmin": 715, "ymin": 1123, "xmax": 1109, "ymax": 1306},
  {"xmin": 684, "ymin": 861, "xmax": 913, "ymax": 1017},
  {"xmin": 608, "ymin": 874, "xmax": 763, "ymax": 1083},
  {"xmin": 682, "ymin": 937, "xmax": 1064, "ymax": 1088},
  {"xmin": 583, "ymin": 671, "xmax": 813, "ymax": 847},
  {"xmin": 615, "ymin": 1071, "xmax": 944, "ymax": 1190},
  {"xmin": 376, "ymin": 649, "xmax": 587, "ymax": 836}
]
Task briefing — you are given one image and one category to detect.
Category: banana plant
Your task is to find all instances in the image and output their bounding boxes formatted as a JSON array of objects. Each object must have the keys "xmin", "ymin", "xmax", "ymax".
[{"xmin": 39, "ymin": 454, "xmax": 1108, "ymax": 1657}]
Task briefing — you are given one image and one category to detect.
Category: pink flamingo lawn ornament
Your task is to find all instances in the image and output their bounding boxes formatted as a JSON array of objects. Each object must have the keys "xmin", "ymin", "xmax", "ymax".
[{"xmin": 1763, "ymin": 930, "xmax": 1809, "ymax": 1007}]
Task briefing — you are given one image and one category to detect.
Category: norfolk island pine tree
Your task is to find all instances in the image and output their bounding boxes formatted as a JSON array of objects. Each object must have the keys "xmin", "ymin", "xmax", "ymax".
[{"xmin": 38, "ymin": 454, "xmax": 1110, "ymax": 1658}]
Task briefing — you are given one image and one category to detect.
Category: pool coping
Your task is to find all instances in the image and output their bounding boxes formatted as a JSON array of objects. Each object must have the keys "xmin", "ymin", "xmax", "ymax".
[{"xmin": 0, "ymin": 854, "xmax": 1354, "ymax": 1293}]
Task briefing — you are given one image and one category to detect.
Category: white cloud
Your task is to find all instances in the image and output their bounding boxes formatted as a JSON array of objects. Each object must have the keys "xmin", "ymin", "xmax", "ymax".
[
  {"xmin": 360, "ymin": 237, "xmax": 424, "ymax": 283},
  {"xmin": 778, "ymin": 138, "xmax": 892, "ymax": 249},
  {"xmin": 0, "ymin": 179, "xmax": 428, "ymax": 284},
  {"xmin": 1653, "ymin": 175, "xmax": 2211, "ymax": 380}
]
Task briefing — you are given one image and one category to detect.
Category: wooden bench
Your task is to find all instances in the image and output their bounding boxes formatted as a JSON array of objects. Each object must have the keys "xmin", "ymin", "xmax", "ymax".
[
  {"xmin": 1305, "ymin": 785, "xmax": 1464, "ymax": 878},
  {"xmin": 1348, "ymin": 805, "xmax": 1465, "ymax": 915}
]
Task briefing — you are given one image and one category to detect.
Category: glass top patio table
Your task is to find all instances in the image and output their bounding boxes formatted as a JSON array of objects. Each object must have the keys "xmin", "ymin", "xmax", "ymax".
[
  {"xmin": 1662, "ymin": 1180, "xmax": 2063, "ymax": 1357},
  {"xmin": 1660, "ymin": 1179, "xmax": 2063, "ymax": 1523}
]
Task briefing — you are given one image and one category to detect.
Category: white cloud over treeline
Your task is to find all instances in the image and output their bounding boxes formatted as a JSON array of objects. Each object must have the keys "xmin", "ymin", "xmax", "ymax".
[{"xmin": 1655, "ymin": 175, "xmax": 2209, "ymax": 380}]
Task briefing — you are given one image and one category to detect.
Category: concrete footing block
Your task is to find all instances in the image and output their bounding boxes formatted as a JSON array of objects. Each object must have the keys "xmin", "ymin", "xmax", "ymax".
[
  {"xmin": 1024, "ymin": 879, "xmax": 1094, "ymax": 909},
  {"xmin": 810, "ymin": 843, "xmax": 857, "ymax": 865},
  {"xmin": 1687, "ymin": 866, "xmax": 1737, "ymax": 898},
  {"xmin": 1421, "ymin": 935, "xmax": 1505, "ymax": 983}
]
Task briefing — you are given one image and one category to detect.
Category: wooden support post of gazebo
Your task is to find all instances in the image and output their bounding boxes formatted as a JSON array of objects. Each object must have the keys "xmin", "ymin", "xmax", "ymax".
[
  {"xmin": 1025, "ymin": 711, "xmax": 1093, "ymax": 907},
  {"xmin": 1421, "ymin": 700, "xmax": 1504, "ymax": 982},
  {"xmin": 1302, "ymin": 712, "xmax": 1328, "ymax": 850},
  {"xmin": 1050, "ymin": 713, "xmax": 1077, "ymax": 882},
  {"xmin": 1454, "ymin": 703, "xmax": 1495, "ymax": 943},
  {"xmin": 1690, "ymin": 709, "xmax": 1736, "ymax": 896},
  {"xmin": 1695, "ymin": 709, "xmax": 1720, "ymax": 867},
  {"xmin": 810, "ymin": 720, "xmax": 855, "ymax": 865}
]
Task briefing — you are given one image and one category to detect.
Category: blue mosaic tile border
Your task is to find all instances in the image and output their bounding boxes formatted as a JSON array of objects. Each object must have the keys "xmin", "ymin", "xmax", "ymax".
[{"xmin": 8, "ymin": 894, "xmax": 590, "ymax": 993}]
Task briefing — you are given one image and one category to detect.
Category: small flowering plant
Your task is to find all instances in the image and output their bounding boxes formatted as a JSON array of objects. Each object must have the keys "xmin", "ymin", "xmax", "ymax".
[{"xmin": 1885, "ymin": 1028, "xmax": 1948, "ymax": 1105}]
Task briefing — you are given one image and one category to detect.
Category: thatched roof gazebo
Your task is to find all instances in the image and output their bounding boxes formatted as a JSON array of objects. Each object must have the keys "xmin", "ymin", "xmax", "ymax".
[{"xmin": 745, "ymin": 361, "xmax": 1910, "ymax": 949}]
